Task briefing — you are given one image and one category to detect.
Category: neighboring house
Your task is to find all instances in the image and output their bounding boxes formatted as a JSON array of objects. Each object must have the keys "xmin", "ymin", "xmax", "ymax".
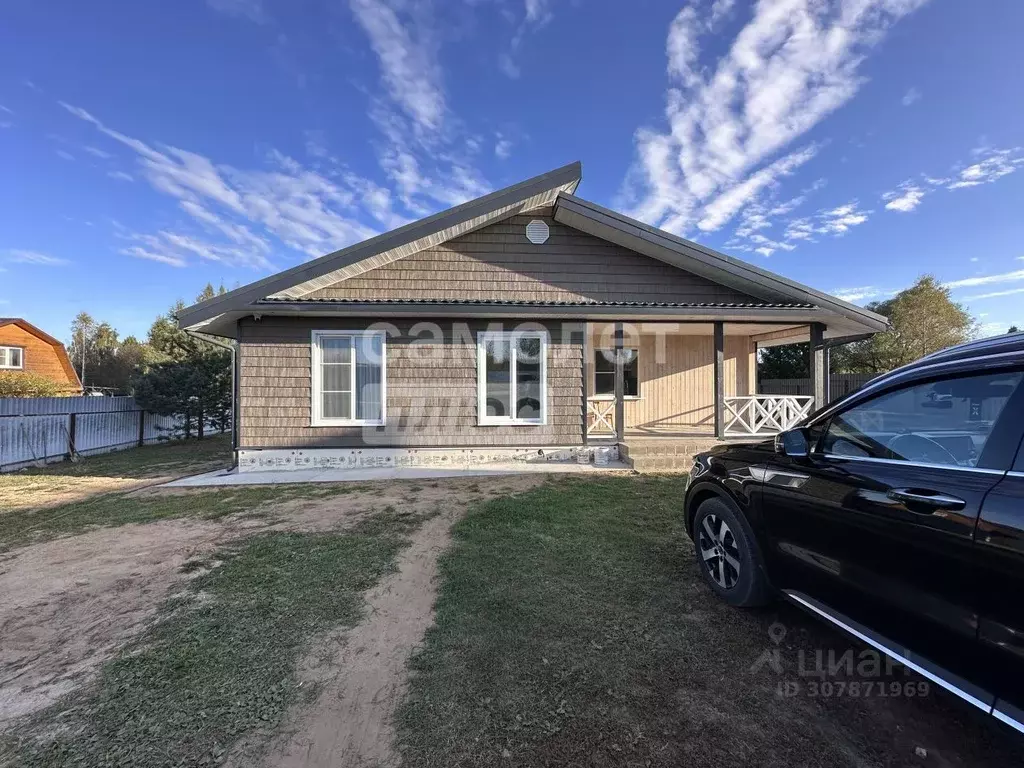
[
  {"xmin": 0, "ymin": 318, "xmax": 82, "ymax": 393},
  {"xmin": 177, "ymin": 162, "xmax": 887, "ymax": 471}
]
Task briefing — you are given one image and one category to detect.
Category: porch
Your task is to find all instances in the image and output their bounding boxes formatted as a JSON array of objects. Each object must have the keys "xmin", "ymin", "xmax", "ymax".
[{"xmin": 582, "ymin": 321, "xmax": 828, "ymax": 443}]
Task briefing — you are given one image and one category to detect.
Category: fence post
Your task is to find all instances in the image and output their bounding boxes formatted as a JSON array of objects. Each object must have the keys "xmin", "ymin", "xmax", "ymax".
[
  {"xmin": 67, "ymin": 412, "xmax": 77, "ymax": 460},
  {"xmin": 138, "ymin": 410, "xmax": 145, "ymax": 447}
]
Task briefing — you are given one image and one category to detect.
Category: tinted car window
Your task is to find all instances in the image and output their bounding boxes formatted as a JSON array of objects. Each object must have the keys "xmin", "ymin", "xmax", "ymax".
[{"xmin": 821, "ymin": 371, "xmax": 1022, "ymax": 468}]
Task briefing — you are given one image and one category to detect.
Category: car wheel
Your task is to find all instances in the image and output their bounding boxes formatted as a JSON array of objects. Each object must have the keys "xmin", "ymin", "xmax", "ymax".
[{"xmin": 693, "ymin": 497, "xmax": 771, "ymax": 607}]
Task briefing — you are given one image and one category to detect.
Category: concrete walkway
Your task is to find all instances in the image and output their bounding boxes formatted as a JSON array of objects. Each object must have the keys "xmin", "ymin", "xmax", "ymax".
[{"xmin": 163, "ymin": 461, "xmax": 631, "ymax": 487}]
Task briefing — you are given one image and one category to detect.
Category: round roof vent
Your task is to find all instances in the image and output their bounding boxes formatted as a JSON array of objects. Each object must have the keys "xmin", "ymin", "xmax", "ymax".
[{"xmin": 525, "ymin": 219, "xmax": 549, "ymax": 244}]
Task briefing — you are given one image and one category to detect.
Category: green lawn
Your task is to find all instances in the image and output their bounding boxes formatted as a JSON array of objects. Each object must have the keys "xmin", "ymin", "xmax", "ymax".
[
  {"xmin": 1, "ymin": 435, "xmax": 233, "ymax": 516},
  {"xmin": 5, "ymin": 509, "xmax": 431, "ymax": 768},
  {"xmin": 397, "ymin": 475, "xmax": 1021, "ymax": 767}
]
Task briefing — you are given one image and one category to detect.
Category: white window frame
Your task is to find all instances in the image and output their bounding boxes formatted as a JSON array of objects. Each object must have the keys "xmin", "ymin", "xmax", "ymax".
[
  {"xmin": 0, "ymin": 346, "xmax": 24, "ymax": 370},
  {"xmin": 311, "ymin": 330, "xmax": 387, "ymax": 427},
  {"xmin": 477, "ymin": 330, "xmax": 548, "ymax": 426}
]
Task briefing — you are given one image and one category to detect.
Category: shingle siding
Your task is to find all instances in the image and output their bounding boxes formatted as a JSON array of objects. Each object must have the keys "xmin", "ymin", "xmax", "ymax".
[
  {"xmin": 237, "ymin": 317, "xmax": 584, "ymax": 449},
  {"xmin": 304, "ymin": 210, "xmax": 760, "ymax": 305}
]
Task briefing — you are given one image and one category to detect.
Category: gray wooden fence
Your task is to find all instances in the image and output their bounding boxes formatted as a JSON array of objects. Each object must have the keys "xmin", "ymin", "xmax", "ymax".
[
  {"xmin": 759, "ymin": 373, "xmax": 877, "ymax": 403},
  {"xmin": 0, "ymin": 396, "xmax": 181, "ymax": 472}
]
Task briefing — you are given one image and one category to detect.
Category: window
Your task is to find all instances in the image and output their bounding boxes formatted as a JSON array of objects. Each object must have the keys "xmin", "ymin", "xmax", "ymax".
[
  {"xmin": 0, "ymin": 346, "xmax": 23, "ymax": 369},
  {"xmin": 820, "ymin": 370, "xmax": 1022, "ymax": 468},
  {"xmin": 478, "ymin": 331, "xmax": 547, "ymax": 425},
  {"xmin": 311, "ymin": 330, "xmax": 386, "ymax": 426},
  {"xmin": 594, "ymin": 348, "xmax": 639, "ymax": 398}
]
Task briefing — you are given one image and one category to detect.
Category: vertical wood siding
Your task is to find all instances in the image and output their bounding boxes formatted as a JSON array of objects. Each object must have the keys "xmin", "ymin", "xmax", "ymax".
[
  {"xmin": 303, "ymin": 210, "xmax": 761, "ymax": 305},
  {"xmin": 586, "ymin": 333, "xmax": 755, "ymax": 435},
  {"xmin": 238, "ymin": 317, "xmax": 585, "ymax": 449}
]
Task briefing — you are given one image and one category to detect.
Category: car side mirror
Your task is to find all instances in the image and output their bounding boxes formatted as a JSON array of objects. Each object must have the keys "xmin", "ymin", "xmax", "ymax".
[{"xmin": 775, "ymin": 428, "xmax": 810, "ymax": 458}]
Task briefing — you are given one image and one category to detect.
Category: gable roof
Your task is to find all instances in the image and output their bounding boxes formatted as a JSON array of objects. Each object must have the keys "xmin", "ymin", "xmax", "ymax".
[
  {"xmin": 177, "ymin": 162, "xmax": 582, "ymax": 331},
  {"xmin": 176, "ymin": 162, "xmax": 888, "ymax": 338},
  {"xmin": 0, "ymin": 318, "xmax": 82, "ymax": 388}
]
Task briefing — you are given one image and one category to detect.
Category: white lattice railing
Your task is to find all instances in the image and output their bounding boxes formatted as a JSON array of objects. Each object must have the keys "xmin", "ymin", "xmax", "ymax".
[
  {"xmin": 724, "ymin": 395, "xmax": 814, "ymax": 437},
  {"xmin": 586, "ymin": 398, "xmax": 617, "ymax": 438}
]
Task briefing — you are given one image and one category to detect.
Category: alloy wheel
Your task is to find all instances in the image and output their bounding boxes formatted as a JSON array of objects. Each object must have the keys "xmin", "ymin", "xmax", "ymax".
[{"xmin": 698, "ymin": 513, "xmax": 742, "ymax": 589}]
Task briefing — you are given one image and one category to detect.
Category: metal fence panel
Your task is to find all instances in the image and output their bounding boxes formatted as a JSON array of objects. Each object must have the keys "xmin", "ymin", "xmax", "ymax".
[
  {"xmin": 0, "ymin": 414, "xmax": 70, "ymax": 470},
  {"xmin": 1, "ymin": 402, "xmax": 222, "ymax": 471},
  {"xmin": 0, "ymin": 396, "xmax": 138, "ymax": 416},
  {"xmin": 759, "ymin": 373, "xmax": 877, "ymax": 402}
]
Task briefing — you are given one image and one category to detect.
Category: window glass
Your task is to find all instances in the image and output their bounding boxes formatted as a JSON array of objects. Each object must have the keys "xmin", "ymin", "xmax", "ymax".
[
  {"xmin": 594, "ymin": 349, "xmax": 639, "ymax": 397},
  {"xmin": 0, "ymin": 347, "xmax": 23, "ymax": 369},
  {"xmin": 315, "ymin": 333, "xmax": 385, "ymax": 424},
  {"xmin": 484, "ymin": 337, "xmax": 512, "ymax": 417},
  {"xmin": 516, "ymin": 337, "xmax": 542, "ymax": 420},
  {"xmin": 479, "ymin": 332, "xmax": 546, "ymax": 424},
  {"xmin": 355, "ymin": 334, "xmax": 383, "ymax": 421},
  {"xmin": 821, "ymin": 371, "xmax": 1022, "ymax": 468}
]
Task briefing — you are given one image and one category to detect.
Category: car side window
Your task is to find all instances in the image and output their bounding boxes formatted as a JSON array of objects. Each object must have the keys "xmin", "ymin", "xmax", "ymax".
[{"xmin": 820, "ymin": 370, "xmax": 1023, "ymax": 468}]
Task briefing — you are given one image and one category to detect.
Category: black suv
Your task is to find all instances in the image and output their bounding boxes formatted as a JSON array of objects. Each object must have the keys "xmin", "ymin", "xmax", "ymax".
[{"xmin": 683, "ymin": 333, "xmax": 1024, "ymax": 734}]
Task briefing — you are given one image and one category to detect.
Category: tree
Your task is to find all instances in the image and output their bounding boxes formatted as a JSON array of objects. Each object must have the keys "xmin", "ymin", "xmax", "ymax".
[
  {"xmin": 132, "ymin": 285, "xmax": 232, "ymax": 439},
  {"xmin": 832, "ymin": 275, "xmax": 977, "ymax": 373},
  {"xmin": 68, "ymin": 312, "xmax": 96, "ymax": 387},
  {"xmin": 1008, "ymin": 326, "xmax": 1020, "ymax": 334},
  {"xmin": 67, "ymin": 316, "xmax": 160, "ymax": 394},
  {"xmin": 0, "ymin": 371, "xmax": 65, "ymax": 397},
  {"xmin": 757, "ymin": 343, "xmax": 809, "ymax": 380}
]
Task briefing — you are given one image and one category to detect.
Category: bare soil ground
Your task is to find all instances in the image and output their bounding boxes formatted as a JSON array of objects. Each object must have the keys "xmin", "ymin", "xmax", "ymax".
[
  {"xmin": 0, "ymin": 471, "xmax": 546, "ymax": 738},
  {"xmin": 257, "ymin": 507, "xmax": 460, "ymax": 768}
]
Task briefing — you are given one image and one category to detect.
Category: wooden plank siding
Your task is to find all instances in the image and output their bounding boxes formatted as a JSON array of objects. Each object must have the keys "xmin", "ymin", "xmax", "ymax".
[
  {"xmin": 304, "ymin": 210, "xmax": 762, "ymax": 305},
  {"xmin": 238, "ymin": 317, "xmax": 585, "ymax": 449},
  {"xmin": 0, "ymin": 323, "xmax": 80, "ymax": 391},
  {"xmin": 586, "ymin": 333, "xmax": 756, "ymax": 436}
]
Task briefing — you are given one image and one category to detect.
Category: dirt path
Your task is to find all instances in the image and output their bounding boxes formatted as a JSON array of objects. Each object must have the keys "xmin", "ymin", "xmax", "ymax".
[{"xmin": 260, "ymin": 508, "xmax": 458, "ymax": 768}]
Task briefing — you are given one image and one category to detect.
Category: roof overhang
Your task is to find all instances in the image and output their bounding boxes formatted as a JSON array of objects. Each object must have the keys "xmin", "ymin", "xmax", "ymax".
[
  {"xmin": 194, "ymin": 301, "xmax": 847, "ymax": 337},
  {"xmin": 551, "ymin": 193, "xmax": 889, "ymax": 338},
  {"xmin": 178, "ymin": 162, "xmax": 582, "ymax": 332}
]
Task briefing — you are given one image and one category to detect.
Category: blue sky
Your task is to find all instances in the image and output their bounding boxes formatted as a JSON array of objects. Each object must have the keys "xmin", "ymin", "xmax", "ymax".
[{"xmin": 2, "ymin": 0, "xmax": 1022, "ymax": 341}]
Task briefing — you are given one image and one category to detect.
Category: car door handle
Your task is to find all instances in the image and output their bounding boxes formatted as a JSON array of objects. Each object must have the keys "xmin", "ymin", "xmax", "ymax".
[{"xmin": 887, "ymin": 488, "xmax": 967, "ymax": 511}]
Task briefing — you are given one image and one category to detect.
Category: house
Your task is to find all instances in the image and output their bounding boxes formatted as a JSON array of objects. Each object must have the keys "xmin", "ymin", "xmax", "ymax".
[
  {"xmin": 177, "ymin": 162, "xmax": 887, "ymax": 472},
  {"xmin": 0, "ymin": 318, "xmax": 82, "ymax": 393}
]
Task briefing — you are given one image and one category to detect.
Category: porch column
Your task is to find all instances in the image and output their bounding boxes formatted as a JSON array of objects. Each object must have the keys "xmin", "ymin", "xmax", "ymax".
[
  {"xmin": 713, "ymin": 321, "xmax": 725, "ymax": 439},
  {"xmin": 614, "ymin": 321, "xmax": 625, "ymax": 443},
  {"xmin": 809, "ymin": 322, "xmax": 827, "ymax": 410},
  {"xmin": 582, "ymin": 321, "xmax": 590, "ymax": 445}
]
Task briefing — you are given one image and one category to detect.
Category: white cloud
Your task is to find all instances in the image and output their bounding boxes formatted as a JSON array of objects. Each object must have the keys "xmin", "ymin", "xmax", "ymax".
[
  {"xmin": 84, "ymin": 145, "xmax": 113, "ymax": 159},
  {"xmin": 817, "ymin": 202, "xmax": 871, "ymax": 235},
  {"xmin": 349, "ymin": 0, "xmax": 446, "ymax": 133},
  {"xmin": 947, "ymin": 147, "xmax": 1024, "ymax": 190},
  {"xmin": 968, "ymin": 288, "xmax": 1024, "ymax": 301},
  {"xmin": 0, "ymin": 104, "xmax": 12, "ymax": 114},
  {"xmin": 494, "ymin": 134, "xmax": 513, "ymax": 160},
  {"xmin": 882, "ymin": 181, "xmax": 925, "ymax": 212},
  {"xmin": 0, "ymin": 121, "xmax": 12, "ymax": 129},
  {"xmin": 107, "ymin": 170, "xmax": 134, "ymax": 182},
  {"xmin": 56, "ymin": 149, "xmax": 75, "ymax": 161},
  {"xmin": 120, "ymin": 246, "xmax": 188, "ymax": 268},
  {"xmin": 497, "ymin": 53, "xmax": 521, "ymax": 79},
  {"xmin": 206, "ymin": 0, "xmax": 267, "ymax": 23},
  {"xmin": 901, "ymin": 87, "xmax": 921, "ymax": 106},
  {"xmin": 832, "ymin": 286, "xmax": 881, "ymax": 302},
  {"xmin": 8, "ymin": 250, "xmax": 70, "ymax": 266},
  {"xmin": 61, "ymin": 102, "xmax": 398, "ymax": 260},
  {"xmin": 945, "ymin": 269, "xmax": 1024, "ymax": 289},
  {"xmin": 621, "ymin": 0, "xmax": 928, "ymax": 237},
  {"xmin": 524, "ymin": 0, "xmax": 551, "ymax": 23}
]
